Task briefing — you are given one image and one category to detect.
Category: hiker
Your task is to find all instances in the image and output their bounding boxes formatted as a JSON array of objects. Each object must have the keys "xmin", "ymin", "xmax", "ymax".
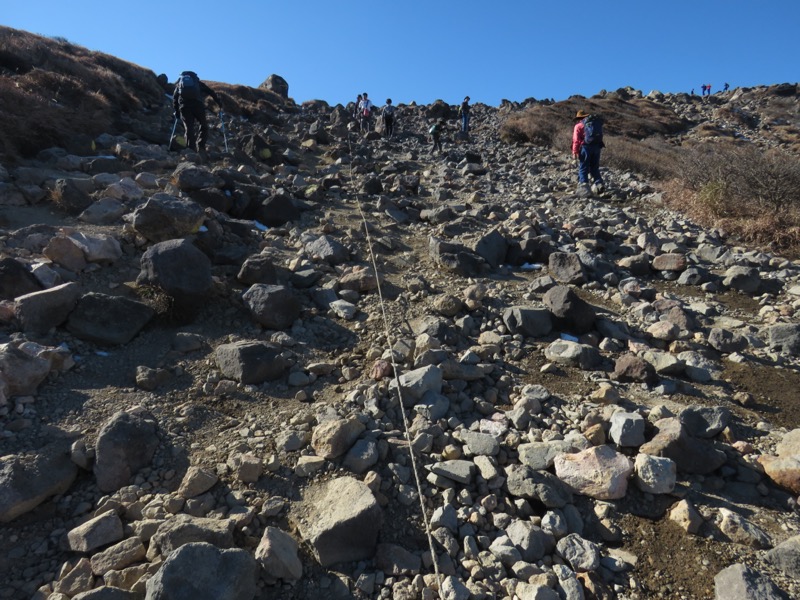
[
  {"xmin": 458, "ymin": 96, "xmax": 471, "ymax": 133},
  {"xmin": 354, "ymin": 94, "xmax": 363, "ymax": 120},
  {"xmin": 572, "ymin": 110, "xmax": 605, "ymax": 194},
  {"xmin": 430, "ymin": 119, "xmax": 446, "ymax": 154},
  {"xmin": 173, "ymin": 71, "xmax": 220, "ymax": 156},
  {"xmin": 724, "ymin": 82, "xmax": 730, "ymax": 92},
  {"xmin": 358, "ymin": 92, "xmax": 373, "ymax": 132},
  {"xmin": 381, "ymin": 98, "xmax": 397, "ymax": 138},
  {"xmin": 691, "ymin": 88, "xmax": 695, "ymax": 95}
]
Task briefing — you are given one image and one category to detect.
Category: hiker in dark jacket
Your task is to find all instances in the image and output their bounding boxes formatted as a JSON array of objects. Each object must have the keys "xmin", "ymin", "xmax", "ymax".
[
  {"xmin": 430, "ymin": 119, "xmax": 446, "ymax": 154},
  {"xmin": 458, "ymin": 96, "xmax": 471, "ymax": 132},
  {"xmin": 381, "ymin": 99, "xmax": 397, "ymax": 138},
  {"xmin": 173, "ymin": 71, "xmax": 220, "ymax": 155}
]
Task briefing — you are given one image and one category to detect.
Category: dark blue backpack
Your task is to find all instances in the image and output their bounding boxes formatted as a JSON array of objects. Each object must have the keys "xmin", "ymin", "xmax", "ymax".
[
  {"xmin": 176, "ymin": 71, "xmax": 201, "ymax": 101},
  {"xmin": 583, "ymin": 115, "xmax": 604, "ymax": 146}
]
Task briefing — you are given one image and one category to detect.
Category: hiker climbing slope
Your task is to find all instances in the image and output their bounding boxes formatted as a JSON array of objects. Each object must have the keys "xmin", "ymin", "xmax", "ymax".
[
  {"xmin": 572, "ymin": 109, "xmax": 605, "ymax": 195},
  {"xmin": 173, "ymin": 71, "xmax": 220, "ymax": 156},
  {"xmin": 381, "ymin": 99, "xmax": 397, "ymax": 138}
]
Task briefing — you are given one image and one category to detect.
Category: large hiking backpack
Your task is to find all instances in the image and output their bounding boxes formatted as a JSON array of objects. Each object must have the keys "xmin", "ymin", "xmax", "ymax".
[
  {"xmin": 583, "ymin": 115, "xmax": 604, "ymax": 146},
  {"xmin": 176, "ymin": 71, "xmax": 201, "ymax": 101}
]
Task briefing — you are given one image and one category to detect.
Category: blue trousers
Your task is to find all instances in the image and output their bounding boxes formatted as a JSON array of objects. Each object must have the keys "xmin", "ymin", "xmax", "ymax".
[
  {"xmin": 461, "ymin": 113, "xmax": 470, "ymax": 133},
  {"xmin": 579, "ymin": 144, "xmax": 603, "ymax": 184}
]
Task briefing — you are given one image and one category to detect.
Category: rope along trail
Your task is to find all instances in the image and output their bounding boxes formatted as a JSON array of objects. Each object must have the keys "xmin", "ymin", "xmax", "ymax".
[{"xmin": 345, "ymin": 129, "xmax": 443, "ymax": 590}]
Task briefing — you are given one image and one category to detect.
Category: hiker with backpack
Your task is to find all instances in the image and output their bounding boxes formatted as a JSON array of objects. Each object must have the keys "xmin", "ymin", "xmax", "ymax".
[
  {"xmin": 381, "ymin": 99, "xmax": 397, "ymax": 138},
  {"xmin": 173, "ymin": 71, "xmax": 220, "ymax": 158},
  {"xmin": 358, "ymin": 92, "xmax": 374, "ymax": 133},
  {"xmin": 354, "ymin": 94, "xmax": 363, "ymax": 120},
  {"xmin": 572, "ymin": 110, "xmax": 605, "ymax": 195},
  {"xmin": 429, "ymin": 119, "xmax": 446, "ymax": 154},
  {"xmin": 458, "ymin": 96, "xmax": 471, "ymax": 133}
]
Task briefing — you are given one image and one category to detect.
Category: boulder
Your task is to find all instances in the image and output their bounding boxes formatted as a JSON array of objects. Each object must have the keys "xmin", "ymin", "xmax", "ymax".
[
  {"xmin": 554, "ymin": 445, "xmax": 633, "ymax": 500},
  {"xmin": 130, "ymin": 194, "xmax": 205, "ymax": 242},
  {"xmin": 255, "ymin": 526, "xmax": 302, "ymax": 580},
  {"xmin": 213, "ymin": 340, "xmax": 288, "ymax": 383},
  {"xmin": 137, "ymin": 239, "xmax": 213, "ymax": 311},
  {"xmin": 502, "ymin": 306, "xmax": 552, "ymax": 338},
  {"xmin": 0, "ymin": 257, "xmax": 42, "ymax": 300},
  {"xmin": 66, "ymin": 293, "xmax": 155, "ymax": 345},
  {"xmin": 261, "ymin": 74, "xmax": 289, "ymax": 98},
  {"xmin": 640, "ymin": 417, "xmax": 727, "ymax": 474},
  {"xmin": 543, "ymin": 285, "xmax": 596, "ymax": 334},
  {"xmin": 713, "ymin": 563, "xmax": 786, "ymax": 600},
  {"xmin": 14, "ymin": 281, "xmax": 82, "ymax": 334},
  {"xmin": 94, "ymin": 410, "xmax": 159, "ymax": 493},
  {"xmin": 0, "ymin": 444, "xmax": 77, "ymax": 522},
  {"xmin": 149, "ymin": 515, "xmax": 236, "ymax": 557},
  {"xmin": 145, "ymin": 542, "xmax": 257, "ymax": 600},
  {"xmin": 295, "ymin": 476, "xmax": 382, "ymax": 567},
  {"xmin": 241, "ymin": 284, "xmax": 300, "ymax": 330},
  {"xmin": 311, "ymin": 417, "xmax": 366, "ymax": 460}
]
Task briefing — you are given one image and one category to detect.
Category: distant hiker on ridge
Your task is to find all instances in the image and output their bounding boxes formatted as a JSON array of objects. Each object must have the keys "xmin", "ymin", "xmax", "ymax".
[
  {"xmin": 381, "ymin": 98, "xmax": 397, "ymax": 138},
  {"xmin": 458, "ymin": 96, "xmax": 471, "ymax": 133},
  {"xmin": 173, "ymin": 71, "xmax": 220, "ymax": 158},
  {"xmin": 358, "ymin": 92, "xmax": 373, "ymax": 133},
  {"xmin": 572, "ymin": 109, "xmax": 605, "ymax": 196},
  {"xmin": 724, "ymin": 82, "xmax": 730, "ymax": 92},
  {"xmin": 354, "ymin": 94, "xmax": 363, "ymax": 120}
]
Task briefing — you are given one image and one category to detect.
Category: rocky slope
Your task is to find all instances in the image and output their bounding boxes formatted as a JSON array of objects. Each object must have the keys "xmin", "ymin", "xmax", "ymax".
[{"xmin": 1, "ymin": 26, "xmax": 800, "ymax": 600}]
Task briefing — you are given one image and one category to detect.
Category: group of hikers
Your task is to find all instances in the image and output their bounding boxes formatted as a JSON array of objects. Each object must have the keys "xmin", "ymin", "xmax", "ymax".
[
  {"xmin": 172, "ymin": 71, "xmax": 607, "ymax": 196},
  {"xmin": 352, "ymin": 92, "xmax": 471, "ymax": 153},
  {"xmin": 693, "ymin": 82, "xmax": 730, "ymax": 95}
]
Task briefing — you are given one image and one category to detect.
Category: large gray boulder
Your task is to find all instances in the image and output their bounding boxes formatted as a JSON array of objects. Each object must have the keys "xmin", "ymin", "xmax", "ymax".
[
  {"xmin": 130, "ymin": 194, "xmax": 205, "ymax": 243},
  {"xmin": 255, "ymin": 526, "xmax": 303, "ymax": 580},
  {"xmin": 14, "ymin": 281, "xmax": 82, "ymax": 334},
  {"xmin": 502, "ymin": 306, "xmax": 552, "ymax": 338},
  {"xmin": 713, "ymin": 563, "xmax": 788, "ymax": 600},
  {"xmin": 0, "ymin": 443, "xmax": 77, "ymax": 522},
  {"xmin": 548, "ymin": 252, "xmax": 585, "ymax": 284},
  {"xmin": 767, "ymin": 323, "xmax": 800, "ymax": 355},
  {"xmin": 149, "ymin": 515, "xmax": 236, "ymax": 558},
  {"xmin": 66, "ymin": 293, "xmax": 155, "ymax": 345},
  {"xmin": 261, "ymin": 74, "xmax": 289, "ymax": 98},
  {"xmin": 241, "ymin": 284, "xmax": 300, "ymax": 330},
  {"xmin": 766, "ymin": 534, "xmax": 800, "ymax": 578},
  {"xmin": 0, "ymin": 342, "xmax": 52, "ymax": 396},
  {"xmin": 94, "ymin": 410, "xmax": 159, "ymax": 493},
  {"xmin": 137, "ymin": 239, "xmax": 212, "ymax": 311},
  {"xmin": 213, "ymin": 340, "xmax": 288, "ymax": 383},
  {"xmin": 295, "ymin": 476, "xmax": 382, "ymax": 567},
  {"xmin": 543, "ymin": 285, "xmax": 596, "ymax": 334},
  {"xmin": 145, "ymin": 542, "xmax": 257, "ymax": 600},
  {"xmin": 0, "ymin": 257, "xmax": 42, "ymax": 300},
  {"xmin": 640, "ymin": 417, "xmax": 727, "ymax": 474}
]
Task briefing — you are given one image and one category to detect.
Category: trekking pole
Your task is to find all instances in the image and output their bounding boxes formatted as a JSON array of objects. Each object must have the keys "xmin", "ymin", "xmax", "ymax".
[
  {"xmin": 218, "ymin": 110, "xmax": 229, "ymax": 152},
  {"xmin": 168, "ymin": 117, "xmax": 178, "ymax": 150}
]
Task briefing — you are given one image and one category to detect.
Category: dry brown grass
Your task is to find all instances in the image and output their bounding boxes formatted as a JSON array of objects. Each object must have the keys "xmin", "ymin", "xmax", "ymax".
[
  {"xmin": 665, "ymin": 142, "xmax": 800, "ymax": 253},
  {"xmin": 0, "ymin": 27, "xmax": 167, "ymax": 160},
  {"xmin": 0, "ymin": 26, "xmax": 299, "ymax": 160}
]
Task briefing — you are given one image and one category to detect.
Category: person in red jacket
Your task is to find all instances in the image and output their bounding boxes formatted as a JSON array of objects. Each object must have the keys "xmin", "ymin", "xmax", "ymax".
[{"xmin": 572, "ymin": 110, "xmax": 604, "ymax": 195}]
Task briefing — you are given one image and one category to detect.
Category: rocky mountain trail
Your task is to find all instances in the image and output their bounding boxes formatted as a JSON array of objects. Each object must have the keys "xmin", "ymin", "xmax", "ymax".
[{"xmin": 2, "ymin": 30, "xmax": 800, "ymax": 600}]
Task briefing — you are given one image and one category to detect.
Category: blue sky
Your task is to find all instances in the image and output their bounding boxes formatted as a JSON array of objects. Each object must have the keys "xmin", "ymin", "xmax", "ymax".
[{"xmin": 4, "ymin": 1, "xmax": 798, "ymax": 107}]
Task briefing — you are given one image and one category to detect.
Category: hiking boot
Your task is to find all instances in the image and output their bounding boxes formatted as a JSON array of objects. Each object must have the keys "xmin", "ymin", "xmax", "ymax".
[
  {"xmin": 576, "ymin": 183, "xmax": 592, "ymax": 197},
  {"xmin": 592, "ymin": 181, "xmax": 605, "ymax": 195}
]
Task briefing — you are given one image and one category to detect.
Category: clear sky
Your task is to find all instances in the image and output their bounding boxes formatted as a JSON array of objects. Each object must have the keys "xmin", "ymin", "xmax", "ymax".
[{"xmin": 3, "ymin": 1, "xmax": 798, "ymax": 107}]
